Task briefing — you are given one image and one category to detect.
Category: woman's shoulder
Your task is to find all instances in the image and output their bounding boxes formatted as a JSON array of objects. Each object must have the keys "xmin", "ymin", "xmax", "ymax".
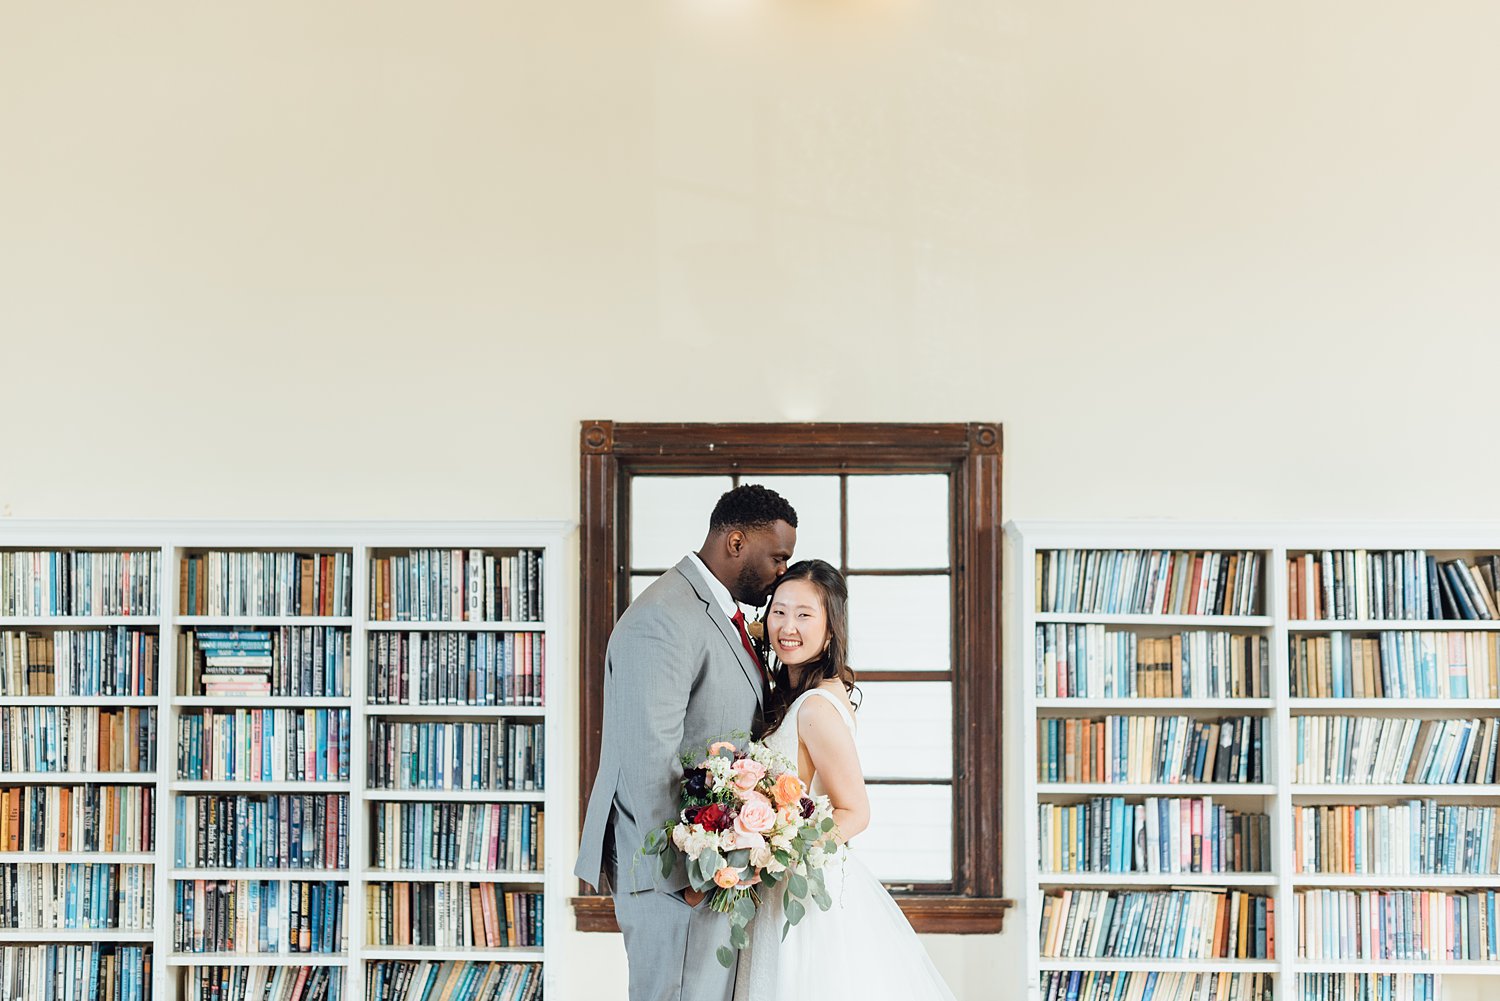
[{"xmin": 795, "ymin": 684, "xmax": 856, "ymax": 732}]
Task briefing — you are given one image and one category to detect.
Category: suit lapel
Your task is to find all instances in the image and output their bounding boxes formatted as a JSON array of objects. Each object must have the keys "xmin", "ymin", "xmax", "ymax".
[{"xmin": 673, "ymin": 556, "xmax": 766, "ymax": 706}]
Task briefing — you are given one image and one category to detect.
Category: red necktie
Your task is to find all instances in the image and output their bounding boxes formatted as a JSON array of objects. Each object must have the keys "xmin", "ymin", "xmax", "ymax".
[{"xmin": 730, "ymin": 608, "xmax": 767, "ymax": 685}]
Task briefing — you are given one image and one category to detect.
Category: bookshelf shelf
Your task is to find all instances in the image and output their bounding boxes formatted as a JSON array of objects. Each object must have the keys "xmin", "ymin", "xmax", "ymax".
[
  {"xmin": 1288, "ymin": 697, "xmax": 1500, "ymax": 710},
  {"xmin": 1291, "ymin": 784, "xmax": 1500, "ymax": 798},
  {"xmin": 1036, "ymin": 958, "xmax": 1280, "ymax": 973},
  {"xmin": 165, "ymin": 954, "xmax": 351, "ymax": 968},
  {"xmin": 168, "ymin": 869, "xmax": 351, "ymax": 881},
  {"xmin": 0, "ymin": 521, "xmax": 568, "ymax": 1001},
  {"xmin": 1036, "ymin": 698, "xmax": 1275, "ymax": 711},
  {"xmin": 1291, "ymin": 873, "xmax": 1500, "ymax": 888},
  {"xmin": 1034, "ymin": 613, "xmax": 1274, "ymax": 628},
  {"xmin": 0, "ymin": 929, "xmax": 156, "ymax": 943},
  {"xmin": 361, "ymin": 789, "xmax": 546, "ymax": 803},
  {"xmin": 1038, "ymin": 783, "xmax": 1276, "ymax": 796},
  {"xmin": 0, "ymin": 616, "xmax": 161, "ymax": 627},
  {"xmin": 1288, "ymin": 619, "xmax": 1500, "ymax": 632},
  {"xmin": 1011, "ymin": 524, "xmax": 1500, "ymax": 1001},
  {"xmin": 363, "ymin": 704, "xmax": 546, "ymax": 717},
  {"xmin": 365, "ymin": 621, "xmax": 544, "ymax": 633},
  {"xmin": 1038, "ymin": 872, "xmax": 1278, "ymax": 887},
  {"xmin": 360, "ymin": 869, "xmax": 544, "ymax": 884},
  {"xmin": 172, "ymin": 696, "xmax": 352, "ymax": 709},
  {"xmin": 176, "ymin": 616, "xmax": 355, "ymax": 628},
  {"xmin": 0, "ymin": 852, "xmax": 156, "ymax": 864},
  {"xmin": 0, "ymin": 772, "xmax": 158, "ymax": 784},
  {"xmin": 361, "ymin": 947, "xmax": 544, "ymax": 963}
]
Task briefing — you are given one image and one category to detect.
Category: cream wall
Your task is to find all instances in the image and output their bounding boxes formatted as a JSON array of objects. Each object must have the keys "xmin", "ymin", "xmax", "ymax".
[{"xmin": 2, "ymin": 2, "xmax": 1498, "ymax": 998}]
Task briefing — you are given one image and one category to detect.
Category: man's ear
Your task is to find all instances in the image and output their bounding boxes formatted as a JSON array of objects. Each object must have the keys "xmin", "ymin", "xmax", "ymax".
[{"xmin": 724, "ymin": 529, "xmax": 746, "ymax": 557}]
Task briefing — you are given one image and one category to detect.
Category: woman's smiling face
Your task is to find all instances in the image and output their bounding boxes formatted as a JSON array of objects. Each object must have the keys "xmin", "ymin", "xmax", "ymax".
[{"xmin": 766, "ymin": 577, "xmax": 828, "ymax": 668}]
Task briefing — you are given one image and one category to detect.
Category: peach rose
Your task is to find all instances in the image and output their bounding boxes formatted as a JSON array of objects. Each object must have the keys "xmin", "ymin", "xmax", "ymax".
[
  {"xmin": 730, "ymin": 758, "xmax": 767, "ymax": 792},
  {"xmin": 713, "ymin": 866, "xmax": 741, "ymax": 889},
  {"xmin": 772, "ymin": 772, "xmax": 805, "ymax": 808},
  {"xmin": 709, "ymin": 741, "xmax": 737, "ymax": 756},
  {"xmin": 734, "ymin": 792, "xmax": 776, "ymax": 835}
]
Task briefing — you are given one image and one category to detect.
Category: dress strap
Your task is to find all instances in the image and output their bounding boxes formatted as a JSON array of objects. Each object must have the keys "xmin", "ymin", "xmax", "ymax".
[{"xmin": 801, "ymin": 687, "xmax": 856, "ymax": 733}]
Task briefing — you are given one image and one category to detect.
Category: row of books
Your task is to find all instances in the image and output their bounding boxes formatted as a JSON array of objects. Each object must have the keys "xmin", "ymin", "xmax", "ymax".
[
  {"xmin": 367, "ymin": 631, "xmax": 545, "ymax": 707},
  {"xmin": 182, "ymin": 966, "xmax": 340, "ymax": 1001},
  {"xmin": 180, "ymin": 552, "xmax": 353, "ymax": 618},
  {"xmin": 367, "ymin": 721, "xmax": 540, "ymax": 792},
  {"xmin": 176, "ymin": 709, "xmax": 351, "ymax": 783},
  {"xmin": 0, "ymin": 550, "xmax": 160, "ymax": 618},
  {"xmin": 1, "ymin": 783, "xmax": 154, "ymax": 853},
  {"xmin": 0, "ymin": 628, "xmax": 157, "ymax": 697},
  {"xmin": 370, "ymin": 802, "xmax": 542, "ymax": 873},
  {"xmin": 174, "ymin": 794, "xmax": 348, "ymax": 871},
  {"xmin": 1296, "ymin": 975, "xmax": 1440, "ymax": 1001},
  {"xmin": 1035, "ymin": 626, "xmax": 1269, "ymax": 700},
  {"xmin": 1038, "ymin": 971, "xmax": 1274, "ymax": 1001},
  {"xmin": 364, "ymin": 962, "xmax": 540, "ymax": 1001},
  {"xmin": 1039, "ymin": 797, "xmax": 1271, "ymax": 875},
  {"xmin": 369, "ymin": 549, "xmax": 543, "ymax": 623},
  {"xmin": 1038, "ymin": 716, "xmax": 1265, "ymax": 786},
  {"xmin": 1291, "ymin": 550, "xmax": 1500, "ymax": 622},
  {"xmin": 0, "ymin": 944, "xmax": 152, "ymax": 1001},
  {"xmin": 1295, "ymin": 888, "xmax": 1498, "ymax": 961},
  {"xmin": 1035, "ymin": 550, "xmax": 1263, "ymax": 617},
  {"xmin": 1291, "ymin": 716, "xmax": 1500, "ymax": 786},
  {"xmin": 180, "ymin": 628, "xmax": 350, "ymax": 699},
  {"xmin": 1294, "ymin": 801, "xmax": 1499, "ymax": 876},
  {"xmin": 0, "ymin": 707, "xmax": 156, "ymax": 774},
  {"xmin": 1039, "ymin": 887, "xmax": 1273, "ymax": 959},
  {"xmin": 172, "ymin": 879, "xmax": 346, "ymax": 955},
  {"xmin": 0, "ymin": 862, "xmax": 153, "ymax": 930},
  {"xmin": 1290, "ymin": 630, "xmax": 1500, "ymax": 700},
  {"xmin": 364, "ymin": 883, "xmax": 541, "ymax": 948}
]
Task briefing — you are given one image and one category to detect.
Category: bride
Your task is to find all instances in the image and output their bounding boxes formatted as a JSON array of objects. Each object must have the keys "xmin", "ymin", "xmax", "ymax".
[{"xmin": 738, "ymin": 558, "xmax": 958, "ymax": 1000}]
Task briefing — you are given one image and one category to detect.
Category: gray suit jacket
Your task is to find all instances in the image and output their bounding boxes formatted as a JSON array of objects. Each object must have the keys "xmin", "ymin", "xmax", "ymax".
[{"xmin": 576, "ymin": 556, "xmax": 766, "ymax": 894}]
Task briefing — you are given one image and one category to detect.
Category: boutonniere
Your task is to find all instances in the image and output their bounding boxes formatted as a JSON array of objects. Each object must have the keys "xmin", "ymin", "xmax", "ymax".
[{"xmin": 744, "ymin": 619, "xmax": 765, "ymax": 643}]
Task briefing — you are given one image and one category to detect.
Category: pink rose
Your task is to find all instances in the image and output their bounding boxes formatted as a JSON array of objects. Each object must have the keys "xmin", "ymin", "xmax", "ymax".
[
  {"xmin": 734, "ymin": 792, "xmax": 776, "ymax": 835},
  {"xmin": 730, "ymin": 758, "xmax": 767, "ymax": 793},
  {"xmin": 723, "ymin": 827, "xmax": 765, "ymax": 853}
]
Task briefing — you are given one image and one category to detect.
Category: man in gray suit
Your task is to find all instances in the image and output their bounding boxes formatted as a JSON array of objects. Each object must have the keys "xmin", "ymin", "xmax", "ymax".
[{"xmin": 576, "ymin": 484, "xmax": 798, "ymax": 1001}]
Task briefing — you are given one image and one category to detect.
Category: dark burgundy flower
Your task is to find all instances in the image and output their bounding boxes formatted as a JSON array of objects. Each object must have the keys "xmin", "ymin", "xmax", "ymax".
[
  {"xmin": 684, "ymin": 768, "xmax": 713, "ymax": 798},
  {"xmin": 799, "ymin": 796, "xmax": 815, "ymax": 819},
  {"xmin": 696, "ymin": 803, "xmax": 731, "ymax": 832}
]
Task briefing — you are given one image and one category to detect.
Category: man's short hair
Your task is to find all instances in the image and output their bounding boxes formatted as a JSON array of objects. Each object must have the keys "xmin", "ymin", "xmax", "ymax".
[{"xmin": 709, "ymin": 484, "xmax": 798, "ymax": 534}]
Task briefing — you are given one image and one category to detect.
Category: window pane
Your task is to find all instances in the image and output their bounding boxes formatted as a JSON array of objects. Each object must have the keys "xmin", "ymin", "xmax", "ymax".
[
  {"xmin": 856, "ymin": 784, "xmax": 952, "ymax": 883},
  {"xmin": 739, "ymin": 475, "xmax": 840, "ymax": 568},
  {"xmin": 630, "ymin": 574, "xmax": 660, "ymax": 603},
  {"xmin": 847, "ymin": 575, "xmax": 950, "ymax": 671},
  {"xmin": 629, "ymin": 476, "xmax": 733, "ymax": 570},
  {"xmin": 854, "ymin": 682, "xmax": 951, "ymax": 780},
  {"xmin": 846, "ymin": 474, "xmax": 949, "ymax": 570}
]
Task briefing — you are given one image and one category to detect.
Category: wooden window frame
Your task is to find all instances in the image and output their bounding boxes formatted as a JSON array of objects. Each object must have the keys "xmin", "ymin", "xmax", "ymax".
[{"xmin": 574, "ymin": 421, "xmax": 1011, "ymax": 933}]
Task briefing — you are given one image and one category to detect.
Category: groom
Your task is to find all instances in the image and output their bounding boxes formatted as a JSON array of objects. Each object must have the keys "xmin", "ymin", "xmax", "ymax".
[{"xmin": 576, "ymin": 483, "xmax": 798, "ymax": 1001}]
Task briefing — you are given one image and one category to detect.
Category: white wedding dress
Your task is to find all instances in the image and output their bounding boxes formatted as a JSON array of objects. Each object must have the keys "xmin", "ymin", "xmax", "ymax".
[{"xmin": 736, "ymin": 687, "xmax": 958, "ymax": 1001}]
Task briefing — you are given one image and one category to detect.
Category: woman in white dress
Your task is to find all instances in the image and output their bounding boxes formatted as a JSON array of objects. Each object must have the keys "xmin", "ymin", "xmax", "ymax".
[{"xmin": 740, "ymin": 559, "xmax": 958, "ymax": 1000}]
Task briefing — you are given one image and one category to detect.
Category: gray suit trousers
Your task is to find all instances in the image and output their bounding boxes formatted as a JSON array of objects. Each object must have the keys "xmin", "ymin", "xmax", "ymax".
[{"xmin": 614, "ymin": 886, "xmax": 737, "ymax": 1001}]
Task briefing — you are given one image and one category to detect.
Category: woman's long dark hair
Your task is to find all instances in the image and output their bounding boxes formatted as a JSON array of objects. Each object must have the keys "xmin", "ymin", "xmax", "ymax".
[{"xmin": 756, "ymin": 559, "xmax": 859, "ymax": 739}]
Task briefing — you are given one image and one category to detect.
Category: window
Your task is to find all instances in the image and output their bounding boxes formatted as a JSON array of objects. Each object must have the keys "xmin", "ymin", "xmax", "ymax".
[{"xmin": 575, "ymin": 422, "xmax": 1009, "ymax": 933}]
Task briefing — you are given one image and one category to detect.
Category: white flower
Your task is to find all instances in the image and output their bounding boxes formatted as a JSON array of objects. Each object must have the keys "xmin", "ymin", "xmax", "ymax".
[
  {"xmin": 805, "ymin": 844, "xmax": 828, "ymax": 869},
  {"xmin": 672, "ymin": 826, "xmax": 691, "ymax": 851},
  {"xmin": 680, "ymin": 826, "xmax": 714, "ymax": 859},
  {"xmin": 763, "ymin": 854, "xmax": 787, "ymax": 874},
  {"xmin": 749, "ymin": 842, "xmax": 774, "ymax": 869},
  {"xmin": 770, "ymin": 833, "xmax": 794, "ymax": 852}
]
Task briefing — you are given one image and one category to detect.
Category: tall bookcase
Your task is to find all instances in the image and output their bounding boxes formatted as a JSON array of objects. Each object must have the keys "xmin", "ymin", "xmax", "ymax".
[
  {"xmin": 1008, "ymin": 522, "xmax": 1500, "ymax": 1001},
  {"xmin": 0, "ymin": 521, "xmax": 569, "ymax": 1001}
]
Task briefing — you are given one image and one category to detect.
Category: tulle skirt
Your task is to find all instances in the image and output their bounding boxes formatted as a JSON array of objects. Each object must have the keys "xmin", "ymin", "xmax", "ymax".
[{"xmin": 737, "ymin": 847, "xmax": 958, "ymax": 1000}]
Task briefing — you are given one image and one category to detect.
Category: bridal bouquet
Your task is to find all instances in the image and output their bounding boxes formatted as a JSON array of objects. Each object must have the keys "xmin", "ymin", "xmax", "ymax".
[{"xmin": 644, "ymin": 737, "xmax": 838, "ymax": 967}]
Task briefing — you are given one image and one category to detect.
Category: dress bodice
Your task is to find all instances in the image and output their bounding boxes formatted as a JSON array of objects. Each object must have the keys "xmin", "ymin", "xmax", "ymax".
[{"xmin": 763, "ymin": 687, "xmax": 856, "ymax": 798}]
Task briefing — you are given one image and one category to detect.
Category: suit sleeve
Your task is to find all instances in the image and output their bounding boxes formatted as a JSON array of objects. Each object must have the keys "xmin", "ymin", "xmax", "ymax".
[{"xmin": 607, "ymin": 603, "xmax": 697, "ymax": 893}]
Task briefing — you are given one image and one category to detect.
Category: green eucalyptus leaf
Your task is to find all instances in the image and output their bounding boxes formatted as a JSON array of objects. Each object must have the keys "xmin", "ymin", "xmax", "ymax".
[
  {"xmin": 730, "ymin": 924, "xmax": 748, "ymax": 949},
  {"xmin": 784, "ymin": 896, "xmax": 806, "ymax": 926},
  {"xmin": 820, "ymin": 818, "xmax": 835, "ymax": 833},
  {"xmin": 787, "ymin": 872, "xmax": 808, "ymax": 899},
  {"xmin": 717, "ymin": 946, "xmax": 734, "ymax": 968}
]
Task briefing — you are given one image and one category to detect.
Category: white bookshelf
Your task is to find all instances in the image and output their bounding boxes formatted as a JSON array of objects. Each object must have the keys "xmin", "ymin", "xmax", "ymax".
[
  {"xmin": 1009, "ymin": 522, "xmax": 1500, "ymax": 1001},
  {"xmin": 0, "ymin": 520, "xmax": 569, "ymax": 1001}
]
